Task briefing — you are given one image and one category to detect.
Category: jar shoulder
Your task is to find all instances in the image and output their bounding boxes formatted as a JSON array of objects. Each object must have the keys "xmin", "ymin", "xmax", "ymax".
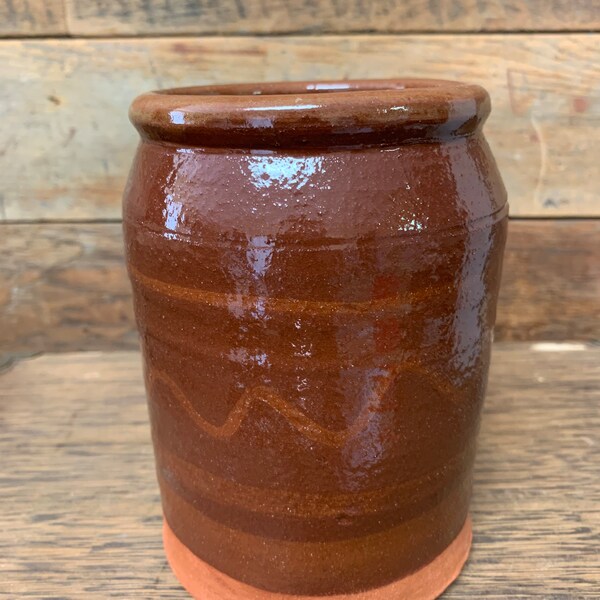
[{"xmin": 123, "ymin": 135, "xmax": 507, "ymax": 242}]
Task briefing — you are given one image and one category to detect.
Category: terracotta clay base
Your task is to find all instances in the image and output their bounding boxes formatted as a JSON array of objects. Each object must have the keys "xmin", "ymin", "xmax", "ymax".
[{"xmin": 163, "ymin": 516, "xmax": 472, "ymax": 600}]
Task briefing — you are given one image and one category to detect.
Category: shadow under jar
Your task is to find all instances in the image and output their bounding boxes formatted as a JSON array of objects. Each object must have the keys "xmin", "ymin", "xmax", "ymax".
[{"xmin": 123, "ymin": 79, "xmax": 508, "ymax": 600}]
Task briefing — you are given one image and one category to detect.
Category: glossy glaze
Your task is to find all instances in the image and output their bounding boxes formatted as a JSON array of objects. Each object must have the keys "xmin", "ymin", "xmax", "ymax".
[{"xmin": 123, "ymin": 79, "xmax": 508, "ymax": 596}]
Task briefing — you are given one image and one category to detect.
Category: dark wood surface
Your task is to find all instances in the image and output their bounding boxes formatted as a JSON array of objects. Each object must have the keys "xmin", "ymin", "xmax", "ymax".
[
  {"xmin": 2, "ymin": 34, "xmax": 599, "ymax": 220},
  {"xmin": 0, "ymin": 343, "xmax": 598, "ymax": 597},
  {"xmin": 2, "ymin": 220, "xmax": 599, "ymax": 355}
]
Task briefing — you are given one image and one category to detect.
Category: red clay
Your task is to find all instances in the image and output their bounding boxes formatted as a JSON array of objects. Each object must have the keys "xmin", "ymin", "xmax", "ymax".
[{"xmin": 163, "ymin": 516, "xmax": 472, "ymax": 600}]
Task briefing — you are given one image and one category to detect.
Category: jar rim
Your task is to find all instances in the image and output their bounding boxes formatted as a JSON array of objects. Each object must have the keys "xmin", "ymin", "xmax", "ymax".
[{"xmin": 129, "ymin": 78, "xmax": 490, "ymax": 149}]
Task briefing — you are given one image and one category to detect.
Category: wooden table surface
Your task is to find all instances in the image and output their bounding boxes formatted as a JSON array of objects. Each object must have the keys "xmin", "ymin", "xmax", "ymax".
[{"xmin": 1, "ymin": 343, "xmax": 598, "ymax": 598}]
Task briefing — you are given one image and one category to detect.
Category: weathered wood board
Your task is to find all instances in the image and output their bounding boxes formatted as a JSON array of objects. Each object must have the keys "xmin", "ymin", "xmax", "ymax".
[
  {"xmin": 0, "ymin": 223, "xmax": 137, "ymax": 354},
  {"xmin": 3, "ymin": 1, "xmax": 599, "ymax": 38},
  {"xmin": 1, "ymin": 35, "xmax": 598, "ymax": 221},
  {"xmin": 1, "ymin": 220, "xmax": 598, "ymax": 354},
  {"xmin": 64, "ymin": 0, "xmax": 600, "ymax": 36},
  {"xmin": 0, "ymin": 0, "xmax": 66, "ymax": 37}
]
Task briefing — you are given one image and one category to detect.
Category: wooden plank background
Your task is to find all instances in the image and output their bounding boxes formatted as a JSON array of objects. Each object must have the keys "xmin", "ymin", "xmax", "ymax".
[
  {"xmin": 1, "ymin": 34, "xmax": 599, "ymax": 221},
  {"xmin": 63, "ymin": 0, "xmax": 600, "ymax": 36},
  {"xmin": 0, "ymin": 2, "xmax": 598, "ymax": 352},
  {"xmin": 3, "ymin": 0, "xmax": 600, "ymax": 37},
  {"xmin": 1, "ymin": 221, "xmax": 599, "ymax": 355},
  {"xmin": 0, "ymin": 0, "xmax": 66, "ymax": 37}
]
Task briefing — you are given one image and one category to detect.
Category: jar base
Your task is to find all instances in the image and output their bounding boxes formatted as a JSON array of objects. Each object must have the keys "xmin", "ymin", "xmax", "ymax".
[{"xmin": 162, "ymin": 516, "xmax": 472, "ymax": 600}]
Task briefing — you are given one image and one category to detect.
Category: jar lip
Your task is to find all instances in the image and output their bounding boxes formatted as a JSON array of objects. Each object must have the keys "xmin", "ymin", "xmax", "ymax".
[{"xmin": 130, "ymin": 78, "xmax": 490, "ymax": 149}]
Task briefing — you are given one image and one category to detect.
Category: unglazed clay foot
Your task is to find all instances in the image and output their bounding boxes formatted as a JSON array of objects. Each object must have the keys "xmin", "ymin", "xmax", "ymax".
[{"xmin": 162, "ymin": 516, "xmax": 472, "ymax": 600}]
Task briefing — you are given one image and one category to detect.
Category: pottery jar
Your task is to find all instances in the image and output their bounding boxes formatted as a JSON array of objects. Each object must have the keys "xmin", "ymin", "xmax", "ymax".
[{"xmin": 123, "ymin": 79, "xmax": 508, "ymax": 600}]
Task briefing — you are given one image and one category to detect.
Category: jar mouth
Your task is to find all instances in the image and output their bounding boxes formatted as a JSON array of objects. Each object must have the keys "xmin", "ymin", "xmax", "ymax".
[{"xmin": 130, "ymin": 79, "xmax": 490, "ymax": 149}]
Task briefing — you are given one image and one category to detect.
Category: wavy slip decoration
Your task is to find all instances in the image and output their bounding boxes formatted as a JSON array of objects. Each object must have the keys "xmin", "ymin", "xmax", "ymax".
[
  {"xmin": 135, "ymin": 267, "xmax": 460, "ymax": 447},
  {"xmin": 150, "ymin": 361, "xmax": 457, "ymax": 448}
]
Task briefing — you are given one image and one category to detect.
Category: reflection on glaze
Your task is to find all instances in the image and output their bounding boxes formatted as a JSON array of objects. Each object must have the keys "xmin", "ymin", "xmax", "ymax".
[
  {"xmin": 247, "ymin": 155, "xmax": 324, "ymax": 191},
  {"xmin": 159, "ymin": 150, "xmax": 193, "ymax": 240},
  {"xmin": 244, "ymin": 103, "xmax": 321, "ymax": 111},
  {"xmin": 169, "ymin": 110, "xmax": 185, "ymax": 124},
  {"xmin": 246, "ymin": 235, "xmax": 274, "ymax": 278},
  {"xmin": 397, "ymin": 215, "xmax": 426, "ymax": 232},
  {"xmin": 227, "ymin": 347, "xmax": 270, "ymax": 368},
  {"xmin": 163, "ymin": 199, "xmax": 183, "ymax": 232},
  {"xmin": 305, "ymin": 83, "xmax": 351, "ymax": 91}
]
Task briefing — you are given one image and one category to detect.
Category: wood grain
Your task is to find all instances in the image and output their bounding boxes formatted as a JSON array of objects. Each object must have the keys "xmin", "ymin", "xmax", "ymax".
[
  {"xmin": 4, "ymin": 0, "xmax": 598, "ymax": 38},
  {"xmin": 0, "ymin": 223, "xmax": 137, "ymax": 355},
  {"xmin": 64, "ymin": 0, "xmax": 600, "ymax": 36},
  {"xmin": 0, "ymin": 34, "xmax": 599, "ymax": 221},
  {"xmin": 1, "ymin": 220, "xmax": 598, "ymax": 355},
  {"xmin": 496, "ymin": 220, "xmax": 600, "ymax": 341},
  {"xmin": 0, "ymin": 344, "xmax": 598, "ymax": 597},
  {"xmin": 0, "ymin": 0, "xmax": 66, "ymax": 37}
]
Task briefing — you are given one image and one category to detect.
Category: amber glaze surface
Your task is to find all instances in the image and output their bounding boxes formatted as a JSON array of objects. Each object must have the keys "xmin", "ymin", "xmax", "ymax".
[{"xmin": 123, "ymin": 79, "xmax": 508, "ymax": 596}]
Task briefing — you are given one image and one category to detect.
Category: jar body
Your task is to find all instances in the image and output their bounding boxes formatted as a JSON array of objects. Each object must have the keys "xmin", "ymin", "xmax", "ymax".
[{"xmin": 124, "ymin": 126, "xmax": 507, "ymax": 596}]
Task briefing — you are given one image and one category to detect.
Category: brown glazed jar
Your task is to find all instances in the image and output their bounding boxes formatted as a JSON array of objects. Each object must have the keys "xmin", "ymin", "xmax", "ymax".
[{"xmin": 124, "ymin": 79, "xmax": 507, "ymax": 599}]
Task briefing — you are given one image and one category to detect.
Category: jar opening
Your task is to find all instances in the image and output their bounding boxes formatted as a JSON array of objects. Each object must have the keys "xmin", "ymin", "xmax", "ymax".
[
  {"xmin": 130, "ymin": 78, "xmax": 490, "ymax": 149},
  {"xmin": 157, "ymin": 80, "xmax": 443, "ymax": 97}
]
